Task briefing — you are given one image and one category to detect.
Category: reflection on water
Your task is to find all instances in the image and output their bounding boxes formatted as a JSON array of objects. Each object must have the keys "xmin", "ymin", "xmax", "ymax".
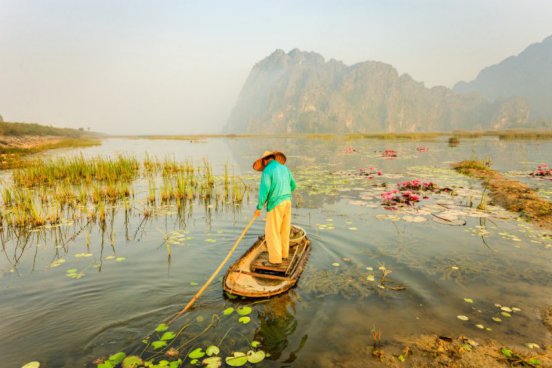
[{"xmin": 0, "ymin": 137, "xmax": 551, "ymax": 367}]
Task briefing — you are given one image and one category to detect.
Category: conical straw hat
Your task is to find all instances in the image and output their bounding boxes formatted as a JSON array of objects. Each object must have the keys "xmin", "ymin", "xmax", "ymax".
[{"xmin": 252, "ymin": 151, "xmax": 287, "ymax": 171}]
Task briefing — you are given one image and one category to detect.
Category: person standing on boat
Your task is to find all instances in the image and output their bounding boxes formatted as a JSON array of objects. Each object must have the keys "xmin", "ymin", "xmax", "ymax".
[{"xmin": 253, "ymin": 151, "xmax": 296, "ymax": 265}]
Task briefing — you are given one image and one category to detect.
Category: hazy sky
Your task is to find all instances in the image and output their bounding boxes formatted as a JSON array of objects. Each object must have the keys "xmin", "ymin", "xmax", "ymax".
[{"xmin": 1, "ymin": 0, "xmax": 551, "ymax": 134}]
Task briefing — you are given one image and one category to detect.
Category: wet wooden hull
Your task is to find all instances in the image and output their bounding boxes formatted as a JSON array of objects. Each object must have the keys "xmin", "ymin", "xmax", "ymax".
[{"xmin": 223, "ymin": 230, "xmax": 311, "ymax": 298}]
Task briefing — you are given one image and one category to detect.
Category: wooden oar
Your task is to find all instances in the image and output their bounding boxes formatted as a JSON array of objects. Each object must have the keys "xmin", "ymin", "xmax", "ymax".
[{"xmin": 166, "ymin": 215, "xmax": 257, "ymax": 324}]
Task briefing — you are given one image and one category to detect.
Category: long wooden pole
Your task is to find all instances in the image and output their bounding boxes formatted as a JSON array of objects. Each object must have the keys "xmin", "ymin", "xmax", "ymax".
[{"xmin": 166, "ymin": 215, "xmax": 257, "ymax": 324}]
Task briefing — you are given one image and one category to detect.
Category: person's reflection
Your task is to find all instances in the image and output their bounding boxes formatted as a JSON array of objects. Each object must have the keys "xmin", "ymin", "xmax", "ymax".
[{"xmin": 253, "ymin": 290, "xmax": 307, "ymax": 363}]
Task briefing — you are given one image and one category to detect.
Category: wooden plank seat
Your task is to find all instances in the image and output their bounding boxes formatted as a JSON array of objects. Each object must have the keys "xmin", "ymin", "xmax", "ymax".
[{"xmin": 251, "ymin": 243, "xmax": 299, "ymax": 275}]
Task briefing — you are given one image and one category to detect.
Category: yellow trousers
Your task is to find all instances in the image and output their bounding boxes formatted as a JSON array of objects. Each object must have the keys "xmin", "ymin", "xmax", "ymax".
[{"xmin": 265, "ymin": 200, "xmax": 291, "ymax": 264}]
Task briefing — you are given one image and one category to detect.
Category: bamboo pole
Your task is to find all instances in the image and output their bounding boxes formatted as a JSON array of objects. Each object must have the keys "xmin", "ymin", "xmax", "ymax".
[{"xmin": 166, "ymin": 215, "xmax": 257, "ymax": 324}]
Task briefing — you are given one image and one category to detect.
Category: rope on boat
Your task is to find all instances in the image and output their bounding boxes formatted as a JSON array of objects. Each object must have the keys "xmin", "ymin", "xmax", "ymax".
[{"xmin": 165, "ymin": 215, "xmax": 257, "ymax": 325}]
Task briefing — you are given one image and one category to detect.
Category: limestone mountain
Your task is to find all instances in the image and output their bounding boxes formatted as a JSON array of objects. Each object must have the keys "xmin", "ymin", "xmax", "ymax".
[
  {"xmin": 225, "ymin": 49, "xmax": 526, "ymax": 133},
  {"xmin": 454, "ymin": 35, "xmax": 552, "ymax": 125}
]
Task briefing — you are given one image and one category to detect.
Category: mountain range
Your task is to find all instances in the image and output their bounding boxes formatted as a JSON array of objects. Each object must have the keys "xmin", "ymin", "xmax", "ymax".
[{"xmin": 225, "ymin": 36, "xmax": 552, "ymax": 133}]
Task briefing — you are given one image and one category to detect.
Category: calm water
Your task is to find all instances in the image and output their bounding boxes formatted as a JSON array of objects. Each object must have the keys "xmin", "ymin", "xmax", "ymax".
[{"xmin": 1, "ymin": 137, "xmax": 551, "ymax": 367}]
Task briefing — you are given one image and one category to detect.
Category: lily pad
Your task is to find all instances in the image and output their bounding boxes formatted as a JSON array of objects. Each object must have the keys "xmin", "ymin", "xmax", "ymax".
[
  {"xmin": 366, "ymin": 275, "xmax": 375, "ymax": 282},
  {"xmin": 237, "ymin": 306, "xmax": 252, "ymax": 316},
  {"xmin": 332, "ymin": 262, "xmax": 340, "ymax": 267},
  {"xmin": 492, "ymin": 317, "xmax": 502, "ymax": 323},
  {"xmin": 238, "ymin": 316, "xmax": 251, "ymax": 324},
  {"xmin": 457, "ymin": 315, "xmax": 469, "ymax": 321},
  {"xmin": 188, "ymin": 348, "xmax": 205, "ymax": 359},
  {"xmin": 206, "ymin": 345, "xmax": 220, "ymax": 356},
  {"xmin": 501, "ymin": 312, "xmax": 511, "ymax": 317},
  {"xmin": 122, "ymin": 356, "xmax": 143, "ymax": 368},
  {"xmin": 152, "ymin": 341, "xmax": 168, "ymax": 349},
  {"xmin": 21, "ymin": 362, "xmax": 40, "ymax": 368},
  {"xmin": 250, "ymin": 341, "xmax": 261, "ymax": 348},
  {"xmin": 500, "ymin": 306, "xmax": 512, "ymax": 313},
  {"xmin": 463, "ymin": 298, "xmax": 474, "ymax": 304},
  {"xmin": 202, "ymin": 357, "xmax": 222, "ymax": 368},
  {"xmin": 160, "ymin": 331, "xmax": 176, "ymax": 341},
  {"xmin": 109, "ymin": 352, "xmax": 126, "ymax": 365},
  {"xmin": 225, "ymin": 352, "xmax": 248, "ymax": 367},
  {"xmin": 525, "ymin": 343, "xmax": 541, "ymax": 349},
  {"xmin": 223, "ymin": 307, "xmax": 234, "ymax": 316},
  {"xmin": 247, "ymin": 350, "xmax": 265, "ymax": 364},
  {"xmin": 155, "ymin": 323, "xmax": 169, "ymax": 332}
]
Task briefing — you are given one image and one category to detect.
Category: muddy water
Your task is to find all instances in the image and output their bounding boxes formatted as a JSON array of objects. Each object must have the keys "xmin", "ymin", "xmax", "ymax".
[{"xmin": 0, "ymin": 137, "xmax": 551, "ymax": 367}]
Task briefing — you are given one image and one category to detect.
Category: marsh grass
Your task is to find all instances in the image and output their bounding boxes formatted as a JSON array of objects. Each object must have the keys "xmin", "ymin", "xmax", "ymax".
[
  {"xmin": 0, "ymin": 155, "xmax": 253, "ymax": 233},
  {"xmin": 453, "ymin": 160, "xmax": 552, "ymax": 229}
]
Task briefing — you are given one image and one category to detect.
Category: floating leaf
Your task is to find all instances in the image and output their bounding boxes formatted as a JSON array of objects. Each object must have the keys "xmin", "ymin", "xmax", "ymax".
[
  {"xmin": 238, "ymin": 316, "xmax": 251, "ymax": 324},
  {"xmin": 500, "ymin": 306, "xmax": 512, "ymax": 313},
  {"xmin": 206, "ymin": 345, "xmax": 220, "ymax": 356},
  {"xmin": 525, "ymin": 343, "xmax": 541, "ymax": 349},
  {"xmin": 501, "ymin": 348, "xmax": 513, "ymax": 358},
  {"xmin": 332, "ymin": 262, "xmax": 340, "ymax": 267},
  {"xmin": 116, "ymin": 257, "xmax": 126, "ymax": 262},
  {"xmin": 152, "ymin": 341, "xmax": 167, "ymax": 349},
  {"xmin": 98, "ymin": 362, "xmax": 114, "ymax": 368},
  {"xmin": 225, "ymin": 292, "xmax": 238, "ymax": 300},
  {"xmin": 21, "ymin": 362, "xmax": 40, "ymax": 368},
  {"xmin": 463, "ymin": 298, "xmax": 474, "ymax": 304},
  {"xmin": 492, "ymin": 317, "xmax": 502, "ymax": 323},
  {"xmin": 223, "ymin": 307, "xmax": 234, "ymax": 316},
  {"xmin": 225, "ymin": 352, "xmax": 248, "ymax": 367},
  {"xmin": 190, "ymin": 282, "xmax": 198, "ymax": 286},
  {"xmin": 50, "ymin": 259, "xmax": 66, "ymax": 268},
  {"xmin": 247, "ymin": 350, "xmax": 265, "ymax": 364},
  {"xmin": 190, "ymin": 359, "xmax": 198, "ymax": 365},
  {"xmin": 475, "ymin": 324, "xmax": 484, "ymax": 329},
  {"xmin": 501, "ymin": 312, "xmax": 511, "ymax": 317},
  {"xmin": 366, "ymin": 275, "xmax": 375, "ymax": 282},
  {"xmin": 512, "ymin": 307, "xmax": 521, "ymax": 312},
  {"xmin": 250, "ymin": 341, "xmax": 261, "ymax": 348},
  {"xmin": 528, "ymin": 358, "xmax": 541, "ymax": 365},
  {"xmin": 155, "ymin": 323, "xmax": 169, "ymax": 332},
  {"xmin": 160, "ymin": 331, "xmax": 176, "ymax": 341},
  {"xmin": 188, "ymin": 348, "xmax": 205, "ymax": 359},
  {"xmin": 237, "ymin": 306, "xmax": 252, "ymax": 316},
  {"xmin": 122, "ymin": 356, "xmax": 143, "ymax": 368},
  {"xmin": 169, "ymin": 359, "xmax": 182, "ymax": 368},
  {"xmin": 105, "ymin": 255, "xmax": 116, "ymax": 260},
  {"xmin": 457, "ymin": 315, "xmax": 469, "ymax": 321},
  {"xmin": 109, "ymin": 352, "xmax": 126, "ymax": 365},
  {"xmin": 202, "ymin": 357, "xmax": 222, "ymax": 368}
]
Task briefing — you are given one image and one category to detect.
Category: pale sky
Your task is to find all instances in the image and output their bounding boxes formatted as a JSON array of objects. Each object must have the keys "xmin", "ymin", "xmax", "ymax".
[{"xmin": 0, "ymin": 0, "xmax": 551, "ymax": 134}]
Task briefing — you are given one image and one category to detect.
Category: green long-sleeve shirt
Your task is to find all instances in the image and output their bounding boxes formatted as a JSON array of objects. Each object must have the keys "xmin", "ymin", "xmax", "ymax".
[{"xmin": 256, "ymin": 160, "xmax": 296, "ymax": 211}]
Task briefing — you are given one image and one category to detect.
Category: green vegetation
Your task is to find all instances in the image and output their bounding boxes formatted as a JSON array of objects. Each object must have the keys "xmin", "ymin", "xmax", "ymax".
[{"xmin": 0, "ymin": 121, "xmax": 102, "ymax": 170}]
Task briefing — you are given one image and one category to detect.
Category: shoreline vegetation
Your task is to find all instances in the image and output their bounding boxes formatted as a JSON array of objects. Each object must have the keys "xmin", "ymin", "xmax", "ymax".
[
  {"xmin": 453, "ymin": 160, "xmax": 552, "ymax": 230},
  {"xmin": 0, "ymin": 121, "xmax": 102, "ymax": 170},
  {"xmin": 120, "ymin": 129, "xmax": 552, "ymax": 141}
]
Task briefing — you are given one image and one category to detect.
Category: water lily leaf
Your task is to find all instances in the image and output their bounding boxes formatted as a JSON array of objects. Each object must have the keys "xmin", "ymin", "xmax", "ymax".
[
  {"xmin": 98, "ymin": 362, "xmax": 113, "ymax": 368},
  {"xmin": 223, "ymin": 307, "xmax": 234, "ymax": 316},
  {"xmin": 238, "ymin": 316, "xmax": 251, "ymax": 324},
  {"xmin": 155, "ymin": 323, "xmax": 169, "ymax": 332},
  {"xmin": 366, "ymin": 275, "xmax": 375, "ymax": 281},
  {"xmin": 332, "ymin": 262, "xmax": 340, "ymax": 267},
  {"xmin": 250, "ymin": 341, "xmax": 261, "ymax": 348},
  {"xmin": 105, "ymin": 255, "xmax": 116, "ymax": 260},
  {"xmin": 492, "ymin": 317, "xmax": 502, "ymax": 323},
  {"xmin": 225, "ymin": 352, "xmax": 248, "ymax": 367},
  {"xmin": 169, "ymin": 359, "xmax": 182, "ymax": 368},
  {"xmin": 122, "ymin": 355, "xmax": 143, "ymax": 368},
  {"xmin": 528, "ymin": 358, "xmax": 541, "ymax": 365},
  {"xmin": 500, "ymin": 306, "xmax": 512, "ymax": 313},
  {"xmin": 190, "ymin": 282, "xmax": 198, "ymax": 286},
  {"xmin": 21, "ymin": 362, "xmax": 40, "ymax": 368},
  {"xmin": 116, "ymin": 257, "xmax": 126, "ymax": 262},
  {"xmin": 501, "ymin": 312, "xmax": 511, "ymax": 317},
  {"xmin": 525, "ymin": 343, "xmax": 541, "ymax": 349},
  {"xmin": 206, "ymin": 345, "xmax": 220, "ymax": 356},
  {"xmin": 247, "ymin": 350, "xmax": 265, "ymax": 364},
  {"xmin": 160, "ymin": 331, "xmax": 176, "ymax": 341},
  {"xmin": 237, "ymin": 306, "xmax": 252, "ymax": 316},
  {"xmin": 190, "ymin": 359, "xmax": 198, "ymax": 365},
  {"xmin": 457, "ymin": 315, "xmax": 469, "ymax": 321},
  {"xmin": 109, "ymin": 352, "xmax": 126, "ymax": 365},
  {"xmin": 463, "ymin": 298, "xmax": 474, "ymax": 304},
  {"xmin": 512, "ymin": 307, "xmax": 521, "ymax": 312},
  {"xmin": 188, "ymin": 348, "xmax": 205, "ymax": 359},
  {"xmin": 475, "ymin": 324, "xmax": 484, "ymax": 329},
  {"xmin": 50, "ymin": 259, "xmax": 65, "ymax": 268},
  {"xmin": 225, "ymin": 292, "xmax": 238, "ymax": 300},
  {"xmin": 501, "ymin": 348, "xmax": 513, "ymax": 358},
  {"xmin": 152, "ymin": 341, "xmax": 167, "ymax": 349},
  {"xmin": 202, "ymin": 357, "xmax": 222, "ymax": 368}
]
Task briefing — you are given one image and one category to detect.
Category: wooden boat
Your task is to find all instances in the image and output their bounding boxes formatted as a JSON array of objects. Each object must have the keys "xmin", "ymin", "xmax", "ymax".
[{"xmin": 223, "ymin": 225, "xmax": 311, "ymax": 298}]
